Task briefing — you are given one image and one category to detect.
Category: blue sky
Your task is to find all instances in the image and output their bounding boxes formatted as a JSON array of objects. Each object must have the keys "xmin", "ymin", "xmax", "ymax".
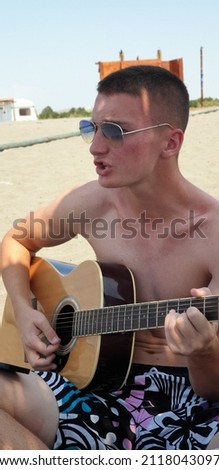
[{"xmin": 1, "ymin": 0, "xmax": 218, "ymax": 113}]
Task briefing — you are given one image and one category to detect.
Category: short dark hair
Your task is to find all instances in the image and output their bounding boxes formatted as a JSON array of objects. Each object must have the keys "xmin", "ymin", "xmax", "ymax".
[{"xmin": 97, "ymin": 65, "xmax": 189, "ymax": 132}]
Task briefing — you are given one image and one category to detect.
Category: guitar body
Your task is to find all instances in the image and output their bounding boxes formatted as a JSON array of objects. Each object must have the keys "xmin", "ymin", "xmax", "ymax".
[{"xmin": 0, "ymin": 257, "xmax": 136, "ymax": 391}]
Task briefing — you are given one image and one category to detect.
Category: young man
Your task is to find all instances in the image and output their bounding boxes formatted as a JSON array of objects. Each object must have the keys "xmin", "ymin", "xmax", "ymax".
[{"xmin": 1, "ymin": 65, "xmax": 219, "ymax": 450}]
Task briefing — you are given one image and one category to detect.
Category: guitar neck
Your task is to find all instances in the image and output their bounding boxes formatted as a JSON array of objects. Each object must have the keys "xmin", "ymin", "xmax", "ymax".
[{"xmin": 74, "ymin": 295, "xmax": 219, "ymax": 337}]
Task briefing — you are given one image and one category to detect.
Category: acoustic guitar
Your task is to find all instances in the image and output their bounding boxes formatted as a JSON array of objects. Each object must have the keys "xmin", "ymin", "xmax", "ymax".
[{"xmin": 1, "ymin": 257, "xmax": 218, "ymax": 391}]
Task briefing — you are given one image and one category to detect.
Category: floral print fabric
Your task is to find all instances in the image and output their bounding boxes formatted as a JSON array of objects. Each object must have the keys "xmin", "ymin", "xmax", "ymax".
[{"xmin": 37, "ymin": 365, "xmax": 219, "ymax": 450}]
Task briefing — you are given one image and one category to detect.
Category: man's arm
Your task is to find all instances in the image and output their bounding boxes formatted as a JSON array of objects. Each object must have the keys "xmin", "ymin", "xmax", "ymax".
[
  {"xmin": 165, "ymin": 287, "xmax": 219, "ymax": 400},
  {"xmin": 1, "ymin": 224, "xmax": 61, "ymax": 370}
]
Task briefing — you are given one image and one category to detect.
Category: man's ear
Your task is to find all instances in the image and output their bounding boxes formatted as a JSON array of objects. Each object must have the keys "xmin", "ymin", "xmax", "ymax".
[{"xmin": 161, "ymin": 129, "xmax": 184, "ymax": 158}]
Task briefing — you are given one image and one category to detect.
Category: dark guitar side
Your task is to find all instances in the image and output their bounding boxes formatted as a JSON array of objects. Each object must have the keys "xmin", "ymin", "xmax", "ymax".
[{"xmin": 0, "ymin": 257, "xmax": 136, "ymax": 391}]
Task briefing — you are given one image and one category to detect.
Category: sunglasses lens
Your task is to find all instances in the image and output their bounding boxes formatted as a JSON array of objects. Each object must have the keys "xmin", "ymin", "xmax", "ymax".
[
  {"xmin": 101, "ymin": 123, "xmax": 123, "ymax": 147},
  {"xmin": 79, "ymin": 120, "xmax": 95, "ymax": 143}
]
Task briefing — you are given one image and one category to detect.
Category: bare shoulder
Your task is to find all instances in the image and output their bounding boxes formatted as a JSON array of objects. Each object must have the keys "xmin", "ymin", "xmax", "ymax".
[
  {"xmin": 43, "ymin": 180, "xmax": 112, "ymax": 220},
  {"xmin": 201, "ymin": 193, "xmax": 219, "ymax": 228},
  {"xmin": 196, "ymin": 189, "xmax": 219, "ymax": 256},
  {"xmin": 202, "ymin": 196, "xmax": 219, "ymax": 291},
  {"xmin": 185, "ymin": 184, "xmax": 219, "ymax": 248},
  {"xmin": 65, "ymin": 180, "xmax": 111, "ymax": 212},
  {"xmin": 191, "ymin": 185, "xmax": 219, "ymax": 225}
]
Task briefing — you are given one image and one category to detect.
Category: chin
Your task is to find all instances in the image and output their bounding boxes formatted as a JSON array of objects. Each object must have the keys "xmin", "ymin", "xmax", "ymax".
[{"xmin": 98, "ymin": 177, "xmax": 119, "ymax": 188}]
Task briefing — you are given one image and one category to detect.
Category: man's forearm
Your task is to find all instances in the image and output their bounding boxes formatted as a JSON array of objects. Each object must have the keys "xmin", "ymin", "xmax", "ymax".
[{"xmin": 187, "ymin": 341, "xmax": 219, "ymax": 400}]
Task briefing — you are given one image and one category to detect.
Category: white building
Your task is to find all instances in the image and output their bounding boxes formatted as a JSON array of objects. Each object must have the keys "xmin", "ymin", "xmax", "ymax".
[{"xmin": 0, "ymin": 98, "xmax": 38, "ymax": 121}]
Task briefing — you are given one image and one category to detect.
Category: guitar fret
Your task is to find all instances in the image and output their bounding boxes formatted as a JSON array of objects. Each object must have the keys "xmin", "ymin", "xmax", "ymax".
[
  {"xmin": 148, "ymin": 303, "xmax": 157, "ymax": 328},
  {"xmin": 96, "ymin": 308, "xmax": 102, "ymax": 334},
  {"xmin": 104, "ymin": 307, "xmax": 111, "ymax": 333},
  {"xmin": 94, "ymin": 309, "xmax": 98, "ymax": 334},
  {"xmin": 138, "ymin": 305, "xmax": 141, "ymax": 330},
  {"xmin": 105, "ymin": 307, "xmax": 110, "ymax": 333},
  {"xmin": 124, "ymin": 305, "xmax": 131, "ymax": 332},
  {"xmin": 94, "ymin": 308, "xmax": 98, "ymax": 334},
  {"xmin": 75, "ymin": 310, "xmax": 81, "ymax": 336},
  {"xmin": 77, "ymin": 309, "xmax": 82, "ymax": 336},
  {"xmin": 113, "ymin": 307, "xmax": 117, "ymax": 331},
  {"xmin": 100, "ymin": 307, "xmax": 104, "ymax": 333},
  {"xmin": 95, "ymin": 308, "xmax": 99, "ymax": 334},
  {"xmin": 147, "ymin": 303, "xmax": 149, "ymax": 329},
  {"xmin": 157, "ymin": 302, "xmax": 166, "ymax": 327},
  {"xmin": 101, "ymin": 309, "xmax": 106, "ymax": 332},
  {"xmin": 111, "ymin": 306, "xmax": 114, "ymax": 332},
  {"xmin": 112, "ymin": 306, "xmax": 117, "ymax": 332},
  {"xmin": 80, "ymin": 310, "xmax": 84, "ymax": 335},
  {"xmin": 84, "ymin": 310, "xmax": 90, "ymax": 336},
  {"xmin": 90, "ymin": 310, "xmax": 94, "ymax": 335},
  {"xmin": 116, "ymin": 306, "xmax": 120, "ymax": 332},
  {"xmin": 123, "ymin": 305, "xmax": 126, "ymax": 332},
  {"xmin": 130, "ymin": 305, "xmax": 133, "ymax": 331},
  {"xmin": 120, "ymin": 306, "xmax": 125, "ymax": 332},
  {"xmin": 119, "ymin": 305, "xmax": 125, "ymax": 332},
  {"xmin": 107, "ymin": 307, "xmax": 112, "ymax": 332},
  {"xmin": 138, "ymin": 306, "xmax": 143, "ymax": 329},
  {"xmin": 96, "ymin": 308, "xmax": 101, "ymax": 334},
  {"xmin": 131, "ymin": 305, "xmax": 139, "ymax": 330},
  {"xmin": 83, "ymin": 311, "xmax": 87, "ymax": 335}
]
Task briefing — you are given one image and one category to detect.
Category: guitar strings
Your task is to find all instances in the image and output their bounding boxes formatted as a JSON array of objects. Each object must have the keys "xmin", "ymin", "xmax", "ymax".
[{"xmin": 36, "ymin": 298, "xmax": 219, "ymax": 336}]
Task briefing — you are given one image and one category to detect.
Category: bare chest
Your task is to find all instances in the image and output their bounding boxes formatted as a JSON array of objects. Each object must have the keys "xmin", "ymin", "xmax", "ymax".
[{"xmin": 92, "ymin": 230, "xmax": 210, "ymax": 302}]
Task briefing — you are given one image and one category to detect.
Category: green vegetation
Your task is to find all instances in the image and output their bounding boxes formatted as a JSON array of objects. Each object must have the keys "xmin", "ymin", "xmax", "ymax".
[
  {"xmin": 189, "ymin": 97, "xmax": 219, "ymax": 108},
  {"xmin": 38, "ymin": 98, "xmax": 219, "ymax": 119},
  {"xmin": 38, "ymin": 106, "xmax": 91, "ymax": 119}
]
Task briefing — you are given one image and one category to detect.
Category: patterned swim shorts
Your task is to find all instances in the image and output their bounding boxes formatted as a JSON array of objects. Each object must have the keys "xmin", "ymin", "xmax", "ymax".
[{"xmin": 37, "ymin": 364, "xmax": 219, "ymax": 450}]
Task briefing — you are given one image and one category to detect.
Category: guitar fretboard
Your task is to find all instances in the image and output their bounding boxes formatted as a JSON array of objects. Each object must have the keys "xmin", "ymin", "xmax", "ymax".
[{"xmin": 71, "ymin": 295, "xmax": 219, "ymax": 337}]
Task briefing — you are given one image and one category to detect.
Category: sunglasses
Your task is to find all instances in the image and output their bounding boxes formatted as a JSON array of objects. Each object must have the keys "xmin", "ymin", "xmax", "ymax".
[{"xmin": 79, "ymin": 119, "xmax": 173, "ymax": 148}]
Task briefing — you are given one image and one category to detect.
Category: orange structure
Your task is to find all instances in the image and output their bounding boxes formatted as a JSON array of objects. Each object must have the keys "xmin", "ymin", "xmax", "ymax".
[{"xmin": 97, "ymin": 50, "xmax": 184, "ymax": 81}]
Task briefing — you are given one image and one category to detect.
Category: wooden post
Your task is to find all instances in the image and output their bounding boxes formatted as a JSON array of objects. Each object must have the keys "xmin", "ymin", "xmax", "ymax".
[{"xmin": 200, "ymin": 46, "xmax": 204, "ymax": 107}]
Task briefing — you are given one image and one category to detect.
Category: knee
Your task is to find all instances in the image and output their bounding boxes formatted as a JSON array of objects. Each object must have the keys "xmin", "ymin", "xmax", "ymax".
[{"xmin": 206, "ymin": 432, "xmax": 219, "ymax": 449}]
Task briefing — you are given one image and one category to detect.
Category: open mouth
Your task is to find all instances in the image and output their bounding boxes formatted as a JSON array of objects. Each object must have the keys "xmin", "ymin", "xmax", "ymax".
[
  {"xmin": 94, "ymin": 160, "xmax": 111, "ymax": 176},
  {"xmin": 95, "ymin": 161, "xmax": 107, "ymax": 170}
]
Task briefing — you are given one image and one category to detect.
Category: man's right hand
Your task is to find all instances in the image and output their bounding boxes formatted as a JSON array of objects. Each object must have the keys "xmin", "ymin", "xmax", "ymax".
[{"xmin": 16, "ymin": 306, "xmax": 60, "ymax": 371}]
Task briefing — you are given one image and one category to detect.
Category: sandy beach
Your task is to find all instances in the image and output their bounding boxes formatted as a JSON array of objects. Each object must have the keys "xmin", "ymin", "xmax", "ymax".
[{"xmin": 1, "ymin": 109, "xmax": 219, "ymax": 313}]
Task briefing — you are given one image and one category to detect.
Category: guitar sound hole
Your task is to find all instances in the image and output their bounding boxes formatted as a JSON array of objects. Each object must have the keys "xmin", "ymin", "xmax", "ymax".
[{"xmin": 55, "ymin": 305, "xmax": 74, "ymax": 347}]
